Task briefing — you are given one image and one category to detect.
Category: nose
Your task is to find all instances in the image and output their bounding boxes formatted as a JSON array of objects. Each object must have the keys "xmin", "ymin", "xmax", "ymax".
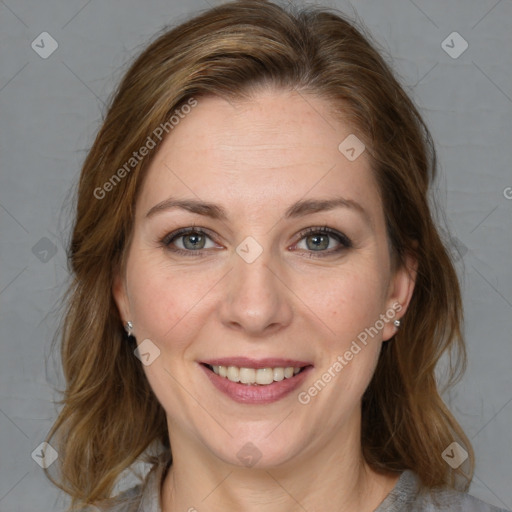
[{"xmin": 218, "ymin": 243, "xmax": 293, "ymax": 337}]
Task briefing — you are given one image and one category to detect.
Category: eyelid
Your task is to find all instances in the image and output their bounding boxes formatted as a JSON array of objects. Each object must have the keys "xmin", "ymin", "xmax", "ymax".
[
  {"xmin": 160, "ymin": 226, "xmax": 216, "ymax": 246},
  {"xmin": 292, "ymin": 226, "xmax": 352, "ymax": 250},
  {"xmin": 160, "ymin": 225, "xmax": 352, "ymax": 256},
  {"xmin": 160, "ymin": 226, "xmax": 222, "ymax": 257}
]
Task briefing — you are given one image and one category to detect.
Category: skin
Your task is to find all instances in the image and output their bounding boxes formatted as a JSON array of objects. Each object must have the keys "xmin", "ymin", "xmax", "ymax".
[{"xmin": 113, "ymin": 89, "xmax": 417, "ymax": 512}]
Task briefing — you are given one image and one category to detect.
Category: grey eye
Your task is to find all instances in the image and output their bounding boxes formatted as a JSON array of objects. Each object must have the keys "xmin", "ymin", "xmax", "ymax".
[
  {"xmin": 305, "ymin": 233, "xmax": 331, "ymax": 251},
  {"xmin": 175, "ymin": 231, "xmax": 218, "ymax": 250}
]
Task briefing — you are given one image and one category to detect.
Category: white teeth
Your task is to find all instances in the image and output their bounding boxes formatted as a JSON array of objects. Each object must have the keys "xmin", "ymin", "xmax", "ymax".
[
  {"xmin": 210, "ymin": 365, "xmax": 303, "ymax": 385},
  {"xmin": 227, "ymin": 366, "xmax": 240, "ymax": 382},
  {"xmin": 239, "ymin": 367, "xmax": 255, "ymax": 384},
  {"xmin": 284, "ymin": 367, "xmax": 294, "ymax": 378},
  {"xmin": 273, "ymin": 367, "xmax": 284, "ymax": 381},
  {"xmin": 255, "ymin": 368, "xmax": 274, "ymax": 385}
]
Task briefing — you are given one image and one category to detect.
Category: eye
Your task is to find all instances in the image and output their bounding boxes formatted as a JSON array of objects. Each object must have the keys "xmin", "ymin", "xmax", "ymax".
[
  {"xmin": 160, "ymin": 225, "xmax": 352, "ymax": 258},
  {"xmin": 293, "ymin": 226, "xmax": 352, "ymax": 257},
  {"xmin": 161, "ymin": 227, "xmax": 219, "ymax": 255}
]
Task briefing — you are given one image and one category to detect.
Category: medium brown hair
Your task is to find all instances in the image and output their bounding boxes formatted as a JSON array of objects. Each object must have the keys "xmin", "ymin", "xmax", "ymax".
[{"xmin": 46, "ymin": 0, "xmax": 473, "ymax": 508}]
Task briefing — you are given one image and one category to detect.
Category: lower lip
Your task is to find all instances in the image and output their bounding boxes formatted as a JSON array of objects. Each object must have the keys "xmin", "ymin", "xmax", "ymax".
[{"xmin": 200, "ymin": 364, "xmax": 312, "ymax": 404}]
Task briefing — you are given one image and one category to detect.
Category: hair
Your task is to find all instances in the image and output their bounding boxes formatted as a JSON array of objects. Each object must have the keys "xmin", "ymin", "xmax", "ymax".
[{"xmin": 46, "ymin": 0, "xmax": 474, "ymax": 509}]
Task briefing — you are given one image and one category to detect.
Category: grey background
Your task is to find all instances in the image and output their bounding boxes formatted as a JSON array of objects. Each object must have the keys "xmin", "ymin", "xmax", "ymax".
[{"xmin": 0, "ymin": 0, "xmax": 511, "ymax": 510}]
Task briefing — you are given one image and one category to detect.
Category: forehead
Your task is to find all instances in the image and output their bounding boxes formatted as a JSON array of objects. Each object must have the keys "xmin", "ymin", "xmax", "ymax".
[{"xmin": 137, "ymin": 90, "xmax": 382, "ymax": 220}]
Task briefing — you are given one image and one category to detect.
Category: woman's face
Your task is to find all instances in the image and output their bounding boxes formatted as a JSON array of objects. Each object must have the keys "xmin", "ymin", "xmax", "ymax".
[{"xmin": 114, "ymin": 89, "xmax": 415, "ymax": 469}]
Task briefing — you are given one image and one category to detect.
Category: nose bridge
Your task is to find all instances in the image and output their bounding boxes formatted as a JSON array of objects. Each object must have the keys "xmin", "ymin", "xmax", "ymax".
[{"xmin": 218, "ymin": 236, "xmax": 292, "ymax": 335}]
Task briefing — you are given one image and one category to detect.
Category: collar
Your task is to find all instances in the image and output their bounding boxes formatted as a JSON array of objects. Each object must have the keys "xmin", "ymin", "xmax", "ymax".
[{"xmin": 137, "ymin": 453, "xmax": 172, "ymax": 512}]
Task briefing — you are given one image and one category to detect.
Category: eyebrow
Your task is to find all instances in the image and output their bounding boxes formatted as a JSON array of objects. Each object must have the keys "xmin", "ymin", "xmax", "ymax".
[{"xmin": 145, "ymin": 196, "xmax": 370, "ymax": 223}]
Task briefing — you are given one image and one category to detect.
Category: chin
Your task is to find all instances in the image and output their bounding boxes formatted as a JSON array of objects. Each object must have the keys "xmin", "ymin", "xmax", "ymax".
[{"xmin": 199, "ymin": 425, "xmax": 307, "ymax": 470}]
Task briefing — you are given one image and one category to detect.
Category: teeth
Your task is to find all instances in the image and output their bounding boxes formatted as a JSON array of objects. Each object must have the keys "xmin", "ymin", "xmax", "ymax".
[
  {"xmin": 210, "ymin": 365, "xmax": 303, "ymax": 385},
  {"xmin": 239, "ymin": 367, "xmax": 255, "ymax": 384},
  {"xmin": 227, "ymin": 366, "xmax": 240, "ymax": 382},
  {"xmin": 284, "ymin": 367, "xmax": 294, "ymax": 378},
  {"xmin": 255, "ymin": 368, "xmax": 274, "ymax": 385},
  {"xmin": 273, "ymin": 367, "xmax": 284, "ymax": 381}
]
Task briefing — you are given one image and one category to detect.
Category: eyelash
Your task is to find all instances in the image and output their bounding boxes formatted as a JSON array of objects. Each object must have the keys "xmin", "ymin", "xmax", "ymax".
[{"xmin": 160, "ymin": 225, "xmax": 352, "ymax": 258}]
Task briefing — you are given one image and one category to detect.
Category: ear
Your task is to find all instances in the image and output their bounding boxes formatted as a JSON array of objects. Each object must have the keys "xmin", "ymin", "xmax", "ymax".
[
  {"xmin": 382, "ymin": 251, "xmax": 418, "ymax": 341},
  {"xmin": 112, "ymin": 270, "xmax": 131, "ymax": 326}
]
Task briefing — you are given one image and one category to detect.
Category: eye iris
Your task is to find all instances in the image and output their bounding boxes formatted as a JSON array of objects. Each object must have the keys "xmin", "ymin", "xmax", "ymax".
[
  {"xmin": 307, "ymin": 234, "xmax": 329, "ymax": 251},
  {"xmin": 183, "ymin": 232, "xmax": 205, "ymax": 250}
]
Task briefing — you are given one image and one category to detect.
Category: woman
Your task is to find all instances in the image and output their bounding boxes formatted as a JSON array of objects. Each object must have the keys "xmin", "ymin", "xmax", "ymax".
[{"xmin": 45, "ymin": 1, "xmax": 510, "ymax": 511}]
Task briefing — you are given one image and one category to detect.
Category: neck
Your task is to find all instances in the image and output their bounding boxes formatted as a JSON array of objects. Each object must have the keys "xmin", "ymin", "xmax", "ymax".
[{"xmin": 160, "ymin": 417, "xmax": 398, "ymax": 512}]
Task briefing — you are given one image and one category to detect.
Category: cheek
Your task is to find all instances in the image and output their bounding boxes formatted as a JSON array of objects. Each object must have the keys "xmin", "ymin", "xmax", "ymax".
[
  {"xmin": 303, "ymin": 264, "xmax": 388, "ymax": 345},
  {"xmin": 125, "ymin": 255, "xmax": 193, "ymax": 341},
  {"xmin": 125, "ymin": 251, "xmax": 225, "ymax": 351}
]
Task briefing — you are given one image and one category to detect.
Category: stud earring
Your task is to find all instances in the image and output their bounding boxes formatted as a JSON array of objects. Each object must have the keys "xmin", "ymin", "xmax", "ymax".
[
  {"xmin": 393, "ymin": 319, "xmax": 401, "ymax": 328},
  {"xmin": 124, "ymin": 321, "xmax": 134, "ymax": 337}
]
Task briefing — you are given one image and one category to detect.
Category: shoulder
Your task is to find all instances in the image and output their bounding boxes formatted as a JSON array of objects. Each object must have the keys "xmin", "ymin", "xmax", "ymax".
[
  {"xmin": 376, "ymin": 470, "xmax": 511, "ymax": 512},
  {"xmin": 77, "ymin": 484, "xmax": 143, "ymax": 511},
  {"xmin": 82, "ymin": 454, "xmax": 170, "ymax": 512},
  {"xmin": 422, "ymin": 487, "xmax": 511, "ymax": 512}
]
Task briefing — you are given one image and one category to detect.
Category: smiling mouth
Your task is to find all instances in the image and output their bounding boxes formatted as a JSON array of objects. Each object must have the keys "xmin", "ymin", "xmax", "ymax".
[{"xmin": 202, "ymin": 363, "xmax": 310, "ymax": 385}]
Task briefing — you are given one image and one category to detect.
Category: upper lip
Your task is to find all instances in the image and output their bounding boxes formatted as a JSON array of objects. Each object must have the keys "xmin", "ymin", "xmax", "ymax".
[{"xmin": 201, "ymin": 357, "xmax": 313, "ymax": 369}]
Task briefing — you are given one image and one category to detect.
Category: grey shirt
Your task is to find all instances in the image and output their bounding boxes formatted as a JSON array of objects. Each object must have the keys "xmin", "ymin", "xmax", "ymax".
[{"xmin": 95, "ymin": 457, "xmax": 510, "ymax": 512}]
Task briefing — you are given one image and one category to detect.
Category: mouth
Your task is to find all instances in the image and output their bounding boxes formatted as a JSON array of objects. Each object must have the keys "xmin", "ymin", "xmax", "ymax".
[
  {"xmin": 199, "ymin": 358, "xmax": 313, "ymax": 404},
  {"xmin": 202, "ymin": 363, "xmax": 311, "ymax": 385}
]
